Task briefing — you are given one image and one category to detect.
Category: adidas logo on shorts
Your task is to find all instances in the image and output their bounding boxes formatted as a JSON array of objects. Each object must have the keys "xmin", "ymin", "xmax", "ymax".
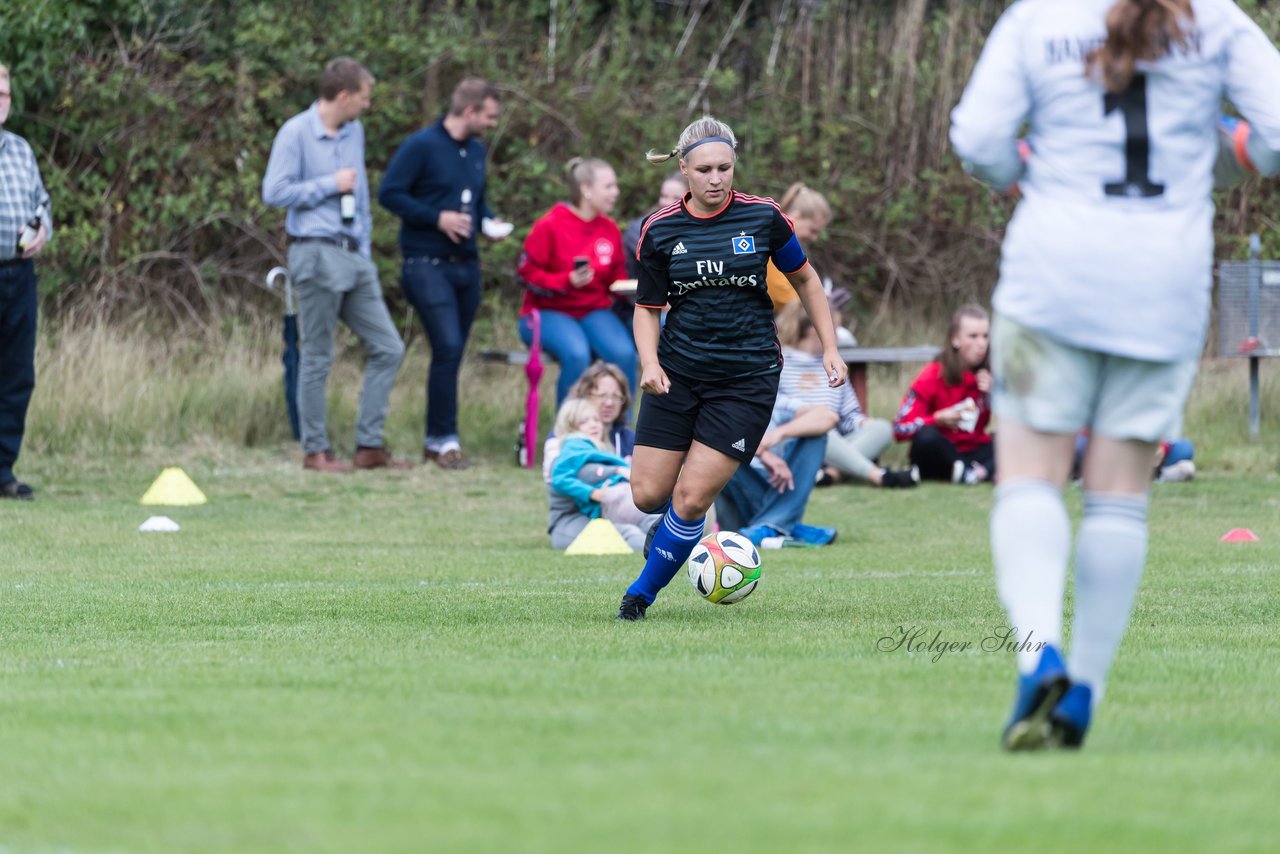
[
  {"xmin": 671, "ymin": 241, "xmax": 688, "ymax": 255},
  {"xmin": 731, "ymin": 438, "xmax": 746, "ymax": 452}
]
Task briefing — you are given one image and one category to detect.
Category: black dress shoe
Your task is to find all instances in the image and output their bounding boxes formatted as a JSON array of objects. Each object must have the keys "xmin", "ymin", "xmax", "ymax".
[{"xmin": 0, "ymin": 480, "xmax": 34, "ymax": 500}]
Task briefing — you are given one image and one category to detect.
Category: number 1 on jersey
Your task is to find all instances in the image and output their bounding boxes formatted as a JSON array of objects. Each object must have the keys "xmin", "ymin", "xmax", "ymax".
[{"xmin": 1104, "ymin": 73, "xmax": 1165, "ymax": 199}]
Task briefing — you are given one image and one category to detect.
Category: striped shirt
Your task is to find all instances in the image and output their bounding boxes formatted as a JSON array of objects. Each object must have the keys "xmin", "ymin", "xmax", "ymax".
[
  {"xmin": 779, "ymin": 347, "xmax": 864, "ymax": 435},
  {"xmin": 635, "ymin": 191, "xmax": 802, "ymax": 381},
  {"xmin": 0, "ymin": 130, "xmax": 52, "ymax": 261}
]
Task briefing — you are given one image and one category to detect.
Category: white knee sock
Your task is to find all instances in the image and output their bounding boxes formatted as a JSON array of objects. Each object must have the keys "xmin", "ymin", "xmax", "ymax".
[
  {"xmin": 1068, "ymin": 492, "xmax": 1148, "ymax": 704},
  {"xmin": 991, "ymin": 479, "xmax": 1071, "ymax": 673}
]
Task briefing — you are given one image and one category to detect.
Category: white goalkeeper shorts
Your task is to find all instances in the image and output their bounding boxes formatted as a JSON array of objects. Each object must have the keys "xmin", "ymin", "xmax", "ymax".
[{"xmin": 990, "ymin": 313, "xmax": 1199, "ymax": 443}]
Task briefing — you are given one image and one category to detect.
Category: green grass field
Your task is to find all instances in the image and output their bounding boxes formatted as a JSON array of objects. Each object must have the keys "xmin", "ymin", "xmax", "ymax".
[{"xmin": 3, "ymin": 450, "xmax": 1279, "ymax": 852}]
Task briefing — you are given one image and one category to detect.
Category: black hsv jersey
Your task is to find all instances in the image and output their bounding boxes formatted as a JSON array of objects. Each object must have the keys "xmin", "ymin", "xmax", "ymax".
[{"xmin": 635, "ymin": 191, "xmax": 800, "ymax": 381}]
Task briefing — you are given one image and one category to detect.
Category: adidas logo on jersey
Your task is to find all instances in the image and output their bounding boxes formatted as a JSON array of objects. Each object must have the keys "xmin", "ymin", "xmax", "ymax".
[
  {"xmin": 731, "ymin": 438, "xmax": 746, "ymax": 452},
  {"xmin": 671, "ymin": 242, "xmax": 688, "ymax": 255}
]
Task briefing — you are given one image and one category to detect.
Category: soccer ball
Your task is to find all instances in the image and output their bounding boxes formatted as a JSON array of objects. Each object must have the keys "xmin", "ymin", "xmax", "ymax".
[{"xmin": 687, "ymin": 530, "xmax": 762, "ymax": 604}]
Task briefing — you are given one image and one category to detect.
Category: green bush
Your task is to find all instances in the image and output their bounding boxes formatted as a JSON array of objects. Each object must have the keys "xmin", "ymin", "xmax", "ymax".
[{"xmin": 3, "ymin": 0, "xmax": 1280, "ymax": 327}]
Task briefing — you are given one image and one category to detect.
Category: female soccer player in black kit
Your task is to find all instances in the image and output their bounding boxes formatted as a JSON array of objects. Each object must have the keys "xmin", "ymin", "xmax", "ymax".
[{"xmin": 616, "ymin": 117, "xmax": 846, "ymax": 620}]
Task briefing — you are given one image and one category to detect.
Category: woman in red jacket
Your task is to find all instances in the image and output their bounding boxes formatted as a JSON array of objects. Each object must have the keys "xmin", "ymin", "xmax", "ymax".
[
  {"xmin": 518, "ymin": 157, "xmax": 638, "ymax": 404},
  {"xmin": 894, "ymin": 304, "xmax": 995, "ymax": 483}
]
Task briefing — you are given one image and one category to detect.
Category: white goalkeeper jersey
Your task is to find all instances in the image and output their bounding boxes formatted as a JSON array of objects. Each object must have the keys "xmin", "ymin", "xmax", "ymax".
[{"xmin": 951, "ymin": 0, "xmax": 1280, "ymax": 361}]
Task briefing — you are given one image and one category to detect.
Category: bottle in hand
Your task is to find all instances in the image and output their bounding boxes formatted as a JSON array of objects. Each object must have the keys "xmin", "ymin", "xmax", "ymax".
[
  {"xmin": 17, "ymin": 203, "xmax": 45, "ymax": 253},
  {"xmin": 460, "ymin": 188, "xmax": 473, "ymax": 217},
  {"xmin": 340, "ymin": 192, "xmax": 356, "ymax": 225}
]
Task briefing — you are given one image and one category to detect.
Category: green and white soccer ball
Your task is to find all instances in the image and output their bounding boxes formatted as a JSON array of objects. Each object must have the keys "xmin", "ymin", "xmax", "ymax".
[{"xmin": 687, "ymin": 530, "xmax": 762, "ymax": 604}]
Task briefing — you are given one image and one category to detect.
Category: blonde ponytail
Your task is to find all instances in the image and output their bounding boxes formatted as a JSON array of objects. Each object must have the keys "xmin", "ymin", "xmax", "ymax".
[
  {"xmin": 645, "ymin": 146, "xmax": 682, "ymax": 165},
  {"xmin": 644, "ymin": 116, "xmax": 738, "ymax": 165}
]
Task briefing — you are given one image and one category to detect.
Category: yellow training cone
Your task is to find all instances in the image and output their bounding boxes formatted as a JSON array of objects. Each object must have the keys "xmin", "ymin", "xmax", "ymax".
[
  {"xmin": 140, "ymin": 467, "xmax": 207, "ymax": 506},
  {"xmin": 565, "ymin": 518, "xmax": 633, "ymax": 555}
]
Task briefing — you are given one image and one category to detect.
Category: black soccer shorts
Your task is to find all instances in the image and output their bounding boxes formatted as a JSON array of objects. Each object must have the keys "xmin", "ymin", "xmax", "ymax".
[{"xmin": 634, "ymin": 370, "xmax": 779, "ymax": 464}]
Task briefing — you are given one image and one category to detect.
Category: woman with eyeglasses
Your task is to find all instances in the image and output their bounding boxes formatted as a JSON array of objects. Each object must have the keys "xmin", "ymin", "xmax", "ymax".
[
  {"xmin": 570, "ymin": 362, "xmax": 635, "ymax": 459},
  {"xmin": 541, "ymin": 362, "xmax": 637, "ymax": 481}
]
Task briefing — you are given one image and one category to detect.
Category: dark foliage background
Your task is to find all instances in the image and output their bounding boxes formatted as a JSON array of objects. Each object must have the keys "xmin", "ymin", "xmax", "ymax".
[{"xmin": 3, "ymin": 0, "xmax": 1279, "ymax": 329}]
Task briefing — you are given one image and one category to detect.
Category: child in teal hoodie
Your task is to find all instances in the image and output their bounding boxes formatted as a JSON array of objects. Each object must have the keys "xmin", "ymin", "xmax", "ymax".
[{"xmin": 548, "ymin": 398, "xmax": 657, "ymax": 551}]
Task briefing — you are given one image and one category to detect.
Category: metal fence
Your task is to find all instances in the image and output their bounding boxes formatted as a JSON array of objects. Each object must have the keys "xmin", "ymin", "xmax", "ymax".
[{"xmin": 1217, "ymin": 235, "xmax": 1279, "ymax": 436}]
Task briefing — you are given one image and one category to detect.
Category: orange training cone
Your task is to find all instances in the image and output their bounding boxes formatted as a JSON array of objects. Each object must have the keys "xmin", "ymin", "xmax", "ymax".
[{"xmin": 1220, "ymin": 528, "xmax": 1260, "ymax": 543}]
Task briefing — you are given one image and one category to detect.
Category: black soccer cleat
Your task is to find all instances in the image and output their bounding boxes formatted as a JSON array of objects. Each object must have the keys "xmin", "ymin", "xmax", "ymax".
[
  {"xmin": 0, "ymin": 480, "xmax": 34, "ymax": 500},
  {"xmin": 616, "ymin": 593, "xmax": 649, "ymax": 621},
  {"xmin": 880, "ymin": 466, "xmax": 920, "ymax": 489}
]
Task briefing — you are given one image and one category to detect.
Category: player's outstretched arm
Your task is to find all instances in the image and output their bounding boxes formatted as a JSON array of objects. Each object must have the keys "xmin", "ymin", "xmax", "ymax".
[
  {"xmin": 1215, "ymin": 116, "xmax": 1280, "ymax": 190},
  {"xmin": 950, "ymin": 5, "xmax": 1032, "ymax": 192},
  {"xmin": 1222, "ymin": 5, "xmax": 1280, "ymax": 182}
]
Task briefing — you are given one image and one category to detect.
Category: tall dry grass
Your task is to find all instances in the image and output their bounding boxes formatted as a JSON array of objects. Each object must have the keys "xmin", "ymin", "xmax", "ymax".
[
  {"xmin": 25, "ymin": 312, "xmax": 535, "ymax": 463},
  {"xmin": 23, "ymin": 316, "xmax": 1279, "ymax": 475}
]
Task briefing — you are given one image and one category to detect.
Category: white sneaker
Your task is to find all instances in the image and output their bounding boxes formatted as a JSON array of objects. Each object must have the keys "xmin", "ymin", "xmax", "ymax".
[{"xmin": 1158, "ymin": 459, "xmax": 1196, "ymax": 482}]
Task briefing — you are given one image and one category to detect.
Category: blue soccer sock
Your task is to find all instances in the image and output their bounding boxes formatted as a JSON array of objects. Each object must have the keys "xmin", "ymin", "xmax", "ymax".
[{"xmin": 626, "ymin": 505, "xmax": 705, "ymax": 604}]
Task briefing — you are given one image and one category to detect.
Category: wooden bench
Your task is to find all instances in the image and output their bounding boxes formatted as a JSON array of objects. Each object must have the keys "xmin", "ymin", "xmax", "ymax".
[
  {"xmin": 478, "ymin": 346, "xmax": 939, "ymax": 408},
  {"xmin": 477, "ymin": 349, "xmax": 535, "ymax": 366},
  {"xmin": 838, "ymin": 345, "xmax": 939, "ymax": 407}
]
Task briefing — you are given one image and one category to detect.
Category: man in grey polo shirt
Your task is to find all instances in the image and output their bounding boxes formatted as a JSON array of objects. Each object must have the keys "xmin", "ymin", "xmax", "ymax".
[{"xmin": 262, "ymin": 57, "xmax": 408, "ymax": 472}]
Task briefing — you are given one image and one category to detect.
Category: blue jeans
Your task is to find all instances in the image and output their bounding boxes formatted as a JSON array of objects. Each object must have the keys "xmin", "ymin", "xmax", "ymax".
[
  {"xmin": 0, "ymin": 260, "xmax": 37, "ymax": 486},
  {"xmin": 402, "ymin": 256, "xmax": 481, "ymax": 445},
  {"xmin": 518, "ymin": 308, "xmax": 637, "ymax": 406},
  {"xmin": 1163, "ymin": 437, "xmax": 1194, "ymax": 467},
  {"xmin": 715, "ymin": 433, "xmax": 827, "ymax": 536}
]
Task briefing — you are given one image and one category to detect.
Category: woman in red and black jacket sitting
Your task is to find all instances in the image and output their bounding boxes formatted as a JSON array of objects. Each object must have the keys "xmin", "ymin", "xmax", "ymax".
[{"xmin": 894, "ymin": 304, "xmax": 995, "ymax": 483}]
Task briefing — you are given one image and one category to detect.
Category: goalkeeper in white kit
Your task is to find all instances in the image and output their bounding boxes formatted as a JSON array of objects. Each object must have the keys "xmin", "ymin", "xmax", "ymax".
[{"xmin": 951, "ymin": 0, "xmax": 1280, "ymax": 751}]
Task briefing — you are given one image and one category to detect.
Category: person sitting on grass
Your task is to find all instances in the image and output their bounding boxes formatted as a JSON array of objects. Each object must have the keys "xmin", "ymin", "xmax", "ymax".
[
  {"xmin": 1072, "ymin": 432, "xmax": 1196, "ymax": 483},
  {"xmin": 714, "ymin": 397, "xmax": 840, "ymax": 548},
  {"xmin": 775, "ymin": 300, "xmax": 918, "ymax": 489},
  {"xmin": 893, "ymin": 304, "xmax": 995, "ymax": 484},
  {"xmin": 542, "ymin": 360, "xmax": 635, "ymax": 481},
  {"xmin": 547, "ymin": 398, "xmax": 658, "ymax": 552}
]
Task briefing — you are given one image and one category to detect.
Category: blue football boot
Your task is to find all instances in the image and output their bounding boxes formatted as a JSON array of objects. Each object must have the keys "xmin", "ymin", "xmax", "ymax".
[
  {"xmin": 791, "ymin": 523, "xmax": 838, "ymax": 546},
  {"xmin": 1002, "ymin": 644, "xmax": 1070, "ymax": 751},
  {"xmin": 1049, "ymin": 683, "xmax": 1093, "ymax": 749}
]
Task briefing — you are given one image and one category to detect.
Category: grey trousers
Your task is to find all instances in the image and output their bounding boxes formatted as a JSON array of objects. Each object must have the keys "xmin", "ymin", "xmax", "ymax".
[
  {"xmin": 288, "ymin": 242, "xmax": 405, "ymax": 455},
  {"xmin": 824, "ymin": 417, "xmax": 894, "ymax": 482}
]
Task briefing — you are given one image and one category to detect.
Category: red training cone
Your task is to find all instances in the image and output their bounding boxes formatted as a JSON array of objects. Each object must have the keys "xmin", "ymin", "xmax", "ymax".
[{"xmin": 1220, "ymin": 528, "xmax": 1260, "ymax": 543}]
